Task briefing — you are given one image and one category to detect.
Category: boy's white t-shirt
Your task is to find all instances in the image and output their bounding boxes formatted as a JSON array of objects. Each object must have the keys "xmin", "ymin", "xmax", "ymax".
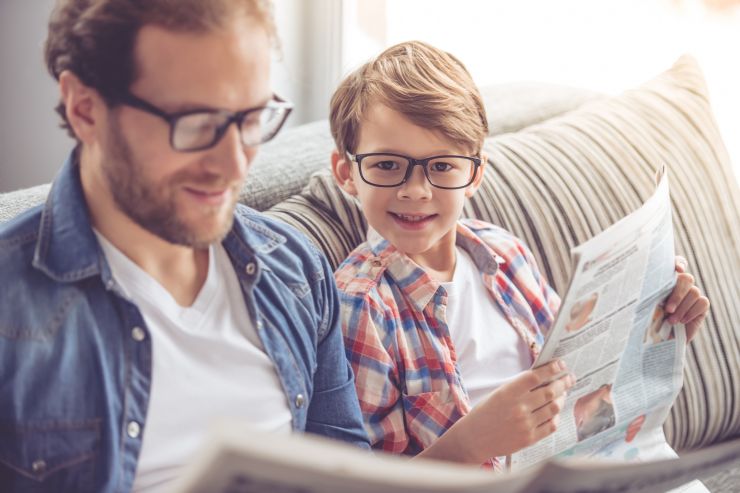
[
  {"xmin": 441, "ymin": 246, "xmax": 532, "ymax": 407},
  {"xmin": 94, "ymin": 232, "xmax": 292, "ymax": 493}
]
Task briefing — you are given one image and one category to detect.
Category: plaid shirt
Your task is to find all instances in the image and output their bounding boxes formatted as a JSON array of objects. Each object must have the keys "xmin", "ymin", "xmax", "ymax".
[{"xmin": 335, "ymin": 219, "xmax": 561, "ymax": 463}]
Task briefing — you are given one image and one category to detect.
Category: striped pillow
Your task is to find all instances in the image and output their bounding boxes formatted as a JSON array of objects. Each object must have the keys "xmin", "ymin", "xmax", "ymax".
[{"xmin": 265, "ymin": 55, "xmax": 740, "ymax": 450}]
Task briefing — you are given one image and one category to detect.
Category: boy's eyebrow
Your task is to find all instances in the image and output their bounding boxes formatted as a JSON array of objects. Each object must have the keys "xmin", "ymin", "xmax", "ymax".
[{"xmin": 362, "ymin": 148, "xmax": 464, "ymax": 157}]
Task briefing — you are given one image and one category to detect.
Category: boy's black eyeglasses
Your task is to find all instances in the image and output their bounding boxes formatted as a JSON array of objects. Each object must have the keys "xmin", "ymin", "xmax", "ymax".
[
  {"xmin": 115, "ymin": 91, "xmax": 293, "ymax": 152},
  {"xmin": 348, "ymin": 152, "xmax": 482, "ymax": 189}
]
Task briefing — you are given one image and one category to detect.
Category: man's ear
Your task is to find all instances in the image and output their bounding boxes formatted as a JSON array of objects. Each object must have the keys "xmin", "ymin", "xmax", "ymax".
[
  {"xmin": 59, "ymin": 70, "xmax": 105, "ymax": 145},
  {"xmin": 331, "ymin": 149, "xmax": 358, "ymax": 196},
  {"xmin": 464, "ymin": 151, "xmax": 488, "ymax": 198}
]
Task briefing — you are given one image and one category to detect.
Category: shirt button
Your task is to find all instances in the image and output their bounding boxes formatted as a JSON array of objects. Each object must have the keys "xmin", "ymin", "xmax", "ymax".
[
  {"xmin": 127, "ymin": 421, "xmax": 141, "ymax": 438},
  {"xmin": 131, "ymin": 326, "xmax": 146, "ymax": 342},
  {"xmin": 245, "ymin": 262, "xmax": 257, "ymax": 275},
  {"xmin": 371, "ymin": 259, "xmax": 382, "ymax": 267},
  {"xmin": 256, "ymin": 319, "xmax": 264, "ymax": 330},
  {"xmin": 294, "ymin": 394, "xmax": 305, "ymax": 408},
  {"xmin": 31, "ymin": 459, "xmax": 47, "ymax": 474}
]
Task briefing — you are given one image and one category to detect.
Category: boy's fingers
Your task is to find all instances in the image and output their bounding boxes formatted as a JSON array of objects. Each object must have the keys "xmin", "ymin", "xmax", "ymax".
[
  {"xmin": 685, "ymin": 309, "xmax": 708, "ymax": 342},
  {"xmin": 668, "ymin": 286, "xmax": 701, "ymax": 323},
  {"xmin": 682, "ymin": 297, "xmax": 709, "ymax": 324},
  {"xmin": 533, "ymin": 395, "xmax": 566, "ymax": 426},
  {"xmin": 665, "ymin": 273, "xmax": 694, "ymax": 314},
  {"xmin": 674, "ymin": 256, "xmax": 688, "ymax": 273},
  {"xmin": 532, "ymin": 373, "xmax": 573, "ymax": 410},
  {"xmin": 534, "ymin": 359, "xmax": 566, "ymax": 383},
  {"xmin": 513, "ymin": 360, "xmax": 564, "ymax": 393}
]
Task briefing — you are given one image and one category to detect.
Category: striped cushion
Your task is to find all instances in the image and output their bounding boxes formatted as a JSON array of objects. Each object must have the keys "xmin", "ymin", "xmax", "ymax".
[{"xmin": 265, "ymin": 55, "xmax": 740, "ymax": 450}]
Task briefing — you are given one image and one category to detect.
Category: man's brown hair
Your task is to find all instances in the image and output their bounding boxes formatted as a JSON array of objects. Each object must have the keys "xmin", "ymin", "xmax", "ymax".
[
  {"xmin": 329, "ymin": 40, "xmax": 488, "ymax": 157},
  {"xmin": 45, "ymin": 0, "xmax": 276, "ymax": 139}
]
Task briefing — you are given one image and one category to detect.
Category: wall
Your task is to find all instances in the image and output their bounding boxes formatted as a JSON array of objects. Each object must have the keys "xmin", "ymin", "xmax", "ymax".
[
  {"xmin": 0, "ymin": 0, "xmax": 341, "ymax": 193},
  {"xmin": 0, "ymin": 0, "xmax": 73, "ymax": 192}
]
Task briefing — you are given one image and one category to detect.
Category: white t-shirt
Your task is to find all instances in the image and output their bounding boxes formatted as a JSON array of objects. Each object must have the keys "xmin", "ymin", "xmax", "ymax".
[
  {"xmin": 94, "ymin": 233, "xmax": 292, "ymax": 493},
  {"xmin": 441, "ymin": 247, "xmax": 532, "ymax": 407}
]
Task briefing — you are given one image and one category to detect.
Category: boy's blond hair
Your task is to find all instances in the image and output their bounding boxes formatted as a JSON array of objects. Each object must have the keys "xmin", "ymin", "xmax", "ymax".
[{"xmin": 330, "ymin": 40, "xmax": 488, "ymax": 157}]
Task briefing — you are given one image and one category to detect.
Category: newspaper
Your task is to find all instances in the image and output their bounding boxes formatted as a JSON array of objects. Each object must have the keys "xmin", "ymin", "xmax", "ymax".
[
  {"xmin": 171, "ymin": 421, "xmax": 740, "ymax": 493},
  {"xmin": 509, "ymin": 168, "xmax": 705, "ymax": 490}
]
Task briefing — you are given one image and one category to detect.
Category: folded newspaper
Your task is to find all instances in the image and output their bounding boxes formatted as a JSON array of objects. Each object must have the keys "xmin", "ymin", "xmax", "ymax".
[
  {"xmin": 173, "ymin": 168, "xmax": 738, "ymax": 492},
  {"xmin": 172, "ymin": 422, "xmax": 740, "ymax": 493}
]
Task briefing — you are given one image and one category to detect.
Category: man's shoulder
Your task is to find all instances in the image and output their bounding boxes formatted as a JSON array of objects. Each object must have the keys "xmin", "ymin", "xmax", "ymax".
[
  {"xmin": 232, "ymin": 204, "xmax": 327, "ymax": 274},
  {"xmin": 0, "ymin": 205, "xmax": 43, "ymax": 273}
]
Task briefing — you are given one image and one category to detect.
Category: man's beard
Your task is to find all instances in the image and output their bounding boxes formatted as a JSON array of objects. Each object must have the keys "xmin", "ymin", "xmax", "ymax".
[{"xmin": 101, "ymin": 118, "xmax": 241, "ymax": 249}]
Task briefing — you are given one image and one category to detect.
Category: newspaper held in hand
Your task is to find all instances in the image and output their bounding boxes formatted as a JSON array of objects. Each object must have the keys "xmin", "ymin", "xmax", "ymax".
[
  {"xmin": 171, "ymin": 422, "xmax": 740, "ymax": 493},
  {"xmin": 509, "ymin": 167, "xmax": 708, "ymax": 491}
]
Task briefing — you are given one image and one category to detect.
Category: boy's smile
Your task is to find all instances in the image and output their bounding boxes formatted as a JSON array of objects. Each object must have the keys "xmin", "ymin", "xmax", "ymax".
[
  {"xmin": 389, "ymin": 212, "xmax": 438, "ymax": 230},
  {"xmin": 332, "ymin": 103, "xmax": 486, "ymax": 276}
]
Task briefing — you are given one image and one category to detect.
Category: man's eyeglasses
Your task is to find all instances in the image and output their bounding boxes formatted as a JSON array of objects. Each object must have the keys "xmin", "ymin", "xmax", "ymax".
[
  {"xmin": 348, "ymin": 152, "xmax": 482, "ymax": 189},
  {"xmin": 116, "ymin": 91, "xmax": 293, "ymax": 152}
]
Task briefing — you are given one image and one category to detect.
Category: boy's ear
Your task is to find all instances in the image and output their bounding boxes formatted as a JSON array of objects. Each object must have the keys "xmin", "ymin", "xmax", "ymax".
[
  {"xmin": 331, "ymin": 149, "xmax": 359, "ymax": 196},
  {"xmin": 464, "ymin": 152, "xmax": 488, "ymax": 198},
  {"xmin": 59, "ymin": 70, "xmax": 105, "ymax": 145}
]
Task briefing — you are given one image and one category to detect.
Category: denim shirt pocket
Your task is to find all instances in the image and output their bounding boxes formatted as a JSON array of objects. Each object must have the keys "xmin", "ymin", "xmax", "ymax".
[{"xmin": 0, "ymin": 419, "xmax": 100, "ymax": 493}]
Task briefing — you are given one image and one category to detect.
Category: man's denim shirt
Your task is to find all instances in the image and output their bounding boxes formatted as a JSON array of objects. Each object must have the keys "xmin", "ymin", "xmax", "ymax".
[{"xmin": 0, "ymin": 156, "xmax": 370, "ymax": 492}]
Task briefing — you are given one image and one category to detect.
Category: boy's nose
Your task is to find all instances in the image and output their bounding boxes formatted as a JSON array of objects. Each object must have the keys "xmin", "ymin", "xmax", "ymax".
[{"xmin": 398, "ymin": 166, "xmax": 432, "ymax": 200}]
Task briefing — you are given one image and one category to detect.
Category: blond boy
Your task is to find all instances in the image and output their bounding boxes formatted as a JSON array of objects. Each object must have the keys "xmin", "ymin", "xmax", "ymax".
[{"xmin": 329, "ymin": 41, "xmax": 709, "ymax": 466}]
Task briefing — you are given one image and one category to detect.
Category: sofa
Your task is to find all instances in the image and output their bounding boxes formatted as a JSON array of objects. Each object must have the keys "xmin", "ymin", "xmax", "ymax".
[{"xmin": 1, "ymin": 55, "xmax": 738, "ymax": 490}]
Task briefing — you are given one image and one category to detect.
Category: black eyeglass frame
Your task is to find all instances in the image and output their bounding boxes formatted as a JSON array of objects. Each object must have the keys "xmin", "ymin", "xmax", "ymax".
[
  {"xmin": 348, "ymin": 152, "xmax": 482, "ymax": 189},
  {"xmin": 115, "ymin": 91, "xmax": 293, "ymax": 152}
]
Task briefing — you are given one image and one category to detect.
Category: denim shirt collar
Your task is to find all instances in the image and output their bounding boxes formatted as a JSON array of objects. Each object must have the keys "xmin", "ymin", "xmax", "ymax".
[
  {"xmin": 32, "ymin": 154, "xmax": 103, "ymax": 283},
  {"xmin": 33, "ymin": 152, "xmax": 287, "ymax": 283}
]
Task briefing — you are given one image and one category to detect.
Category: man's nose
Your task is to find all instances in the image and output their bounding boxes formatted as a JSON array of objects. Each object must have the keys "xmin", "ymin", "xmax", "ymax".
[{"xmin": 204, "ymin": 124, "xmax": 250, "ymax": 181}]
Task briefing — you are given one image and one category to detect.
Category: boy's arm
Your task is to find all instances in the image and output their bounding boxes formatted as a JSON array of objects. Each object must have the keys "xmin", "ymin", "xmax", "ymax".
[{"xmin": 340, "ymin": 292, "xmax": 411, "ymax": 454}]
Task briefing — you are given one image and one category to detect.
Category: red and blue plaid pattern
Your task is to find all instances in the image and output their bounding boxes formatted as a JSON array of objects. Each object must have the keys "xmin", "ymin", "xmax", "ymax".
[{"xmin": 335, "ymin": 219, "xmax": 561, "ymax": 464}]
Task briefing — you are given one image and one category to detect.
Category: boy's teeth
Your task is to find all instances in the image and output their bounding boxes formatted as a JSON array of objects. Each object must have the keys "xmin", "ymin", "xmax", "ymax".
[{"xmin": 397, "ymin": 213, "xmax": 426, "ymax": 222}]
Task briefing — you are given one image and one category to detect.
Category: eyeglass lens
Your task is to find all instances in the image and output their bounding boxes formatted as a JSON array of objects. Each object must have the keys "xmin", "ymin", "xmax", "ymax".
[{"xmin": 171, "ymin": 106, "xmax": 288, "ymax": 151}]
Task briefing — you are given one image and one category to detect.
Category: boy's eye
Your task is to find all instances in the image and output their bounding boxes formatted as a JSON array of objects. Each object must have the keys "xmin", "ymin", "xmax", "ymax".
[
  {"xmin": 376, "ymin": 160, "xmax": 401, "ymax": 171},
  {"xmin": 430, "ymin": 161, "xmax": 453, "ymax": 172}
]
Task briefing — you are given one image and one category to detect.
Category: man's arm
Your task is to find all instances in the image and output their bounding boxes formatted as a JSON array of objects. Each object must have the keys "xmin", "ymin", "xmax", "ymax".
[{"xmin": 304, "ymin": 253, "xmax": 370, "ymax": 449}]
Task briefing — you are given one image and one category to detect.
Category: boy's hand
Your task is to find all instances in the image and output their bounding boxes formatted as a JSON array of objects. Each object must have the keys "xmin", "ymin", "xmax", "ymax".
[
  {"xmin": 666, "ymin": 256, "xmax": 710, "ymax": 342},
  {"xmin": 461, "ymin": 360, "xmax": 575, "ymax": 462}
]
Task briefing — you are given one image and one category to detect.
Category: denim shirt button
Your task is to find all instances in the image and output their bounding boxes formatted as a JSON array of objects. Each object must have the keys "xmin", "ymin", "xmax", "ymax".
[
  {"xmin": 131, "ymin": 326, "xmax": 146, "ymax": 342},
  {"xmin": 294, "ymin": 394, "xmax": 305, "ymax": 408},
  {"xmin": 127, "ymin": 421, "xmax": 141, "ymax": 438},
  {"xmin": 31, "ymin": 459, "xmax": 46, "ymax": 474},
  {"xmin": 245, "ymin": 262, "xmax": 257, "ymax": 276}
]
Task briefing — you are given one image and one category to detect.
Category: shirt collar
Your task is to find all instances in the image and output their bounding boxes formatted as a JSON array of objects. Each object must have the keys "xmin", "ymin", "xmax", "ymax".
[
  {"xmin": 33, "ymin": 153, "xmax": 104, "ymax": 283},
  {"xmin": 365, "ymin": 221, "xmax": 505, "ymax": 311}
]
